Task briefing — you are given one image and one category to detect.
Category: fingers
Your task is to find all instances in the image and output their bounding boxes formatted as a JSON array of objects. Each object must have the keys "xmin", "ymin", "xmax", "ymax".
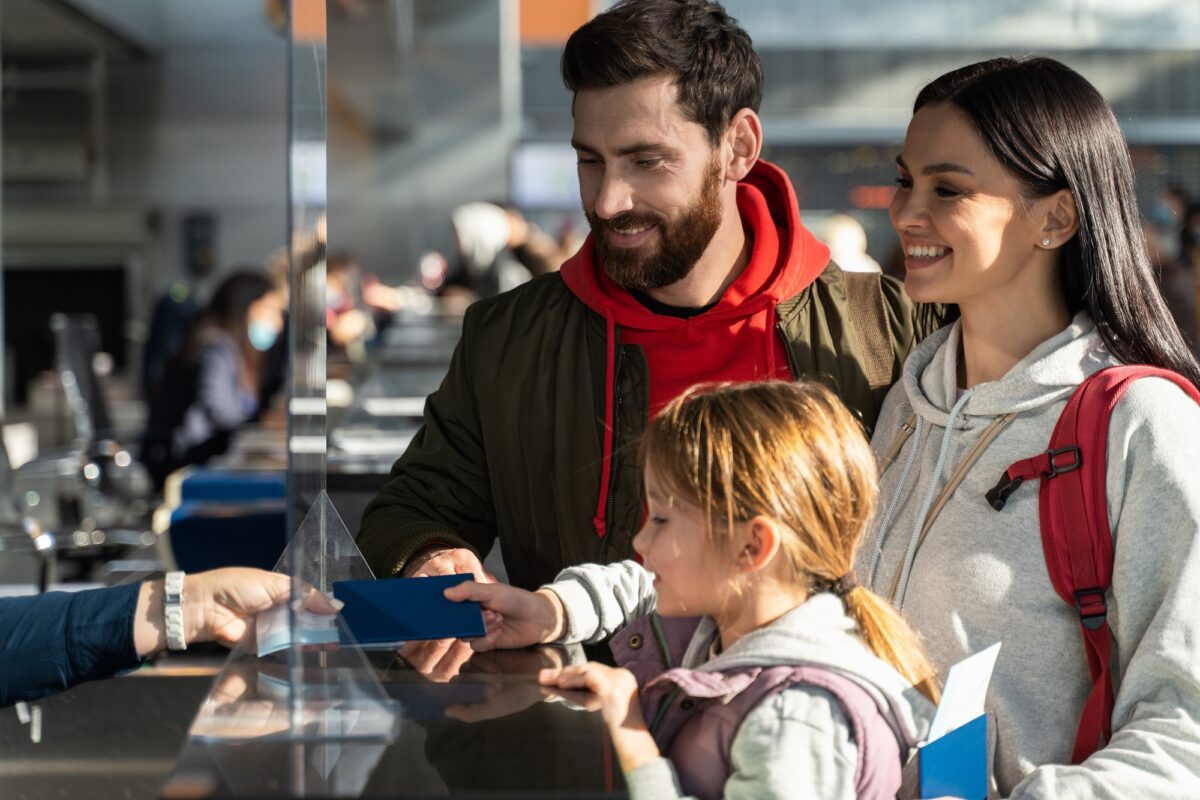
[
  {"xmin": 468, "ymin": 629, "xmax": 501, "ymax": 652},
  {"xmin": 443, "ymin": 580, "xmax": 485, "ymax": 602},
  {"xmin": 301, "ymin": 587, "xmax": 344, "ymax": 615},
  {"xmin": 400, "ymin": 638, "xmax": 474, "ymax": 682},
  {"xmin": 538, "ymin": 665, "xmax": 594, "ymax": 690},
  {"xmin": 540, "ymin": 686, "xmax": 601, "ymax": 712}
]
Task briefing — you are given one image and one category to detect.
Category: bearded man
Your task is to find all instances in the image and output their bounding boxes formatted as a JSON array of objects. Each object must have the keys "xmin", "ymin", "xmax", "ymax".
[{"xmin": 357, "ymin": 0, "xmax": 929, "ymax": 590}]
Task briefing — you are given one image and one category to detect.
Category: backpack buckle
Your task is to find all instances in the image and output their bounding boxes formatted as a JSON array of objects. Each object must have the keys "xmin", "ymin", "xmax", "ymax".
[
  {"xmin": 1047, "ymin": 446, "xmax": 1082, "ymax": 477},
  {"xmin": 986, "ymin": 472, "xmax": 1024, "ymax": 511},
  {"xmin": 1073, "ymin": 587, "xmax": 1107, "ymax": 630}
]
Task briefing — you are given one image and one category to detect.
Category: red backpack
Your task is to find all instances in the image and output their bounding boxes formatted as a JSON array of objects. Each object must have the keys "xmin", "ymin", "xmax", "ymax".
[{"xmin": 984, "ymin": 365, "xmax": 1200, "ymax": 764}]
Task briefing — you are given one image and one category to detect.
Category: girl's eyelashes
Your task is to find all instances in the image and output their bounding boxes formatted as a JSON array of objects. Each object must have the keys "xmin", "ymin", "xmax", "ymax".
[
  {"xmin": 649, "ymin": 516, "xmax": 668, "ymax": 525},
  {"xmin": 894, "ymin": 175, "xmax": 912, "ymax": 189}
]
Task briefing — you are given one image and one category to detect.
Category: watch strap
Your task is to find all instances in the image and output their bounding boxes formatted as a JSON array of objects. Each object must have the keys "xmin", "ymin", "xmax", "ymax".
[{"xmin": 164, "ymin": 571, "xmax": 187, "ymax": 651}]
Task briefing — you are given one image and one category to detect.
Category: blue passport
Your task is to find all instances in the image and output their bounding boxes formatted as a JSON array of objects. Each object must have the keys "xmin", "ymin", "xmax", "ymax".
[
  {"xmin": 333, "ymin": 574, "xmax": 487, "ymax": 646},
  {"xmin": 919, "ymin": 713, "xmax": 988, "ymax": 800}
]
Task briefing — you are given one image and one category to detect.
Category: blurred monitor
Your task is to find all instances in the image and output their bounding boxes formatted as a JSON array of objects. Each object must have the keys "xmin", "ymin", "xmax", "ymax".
[{"xmin": 511, "ymin": 143, "xmax": 581, "ymax": 210}]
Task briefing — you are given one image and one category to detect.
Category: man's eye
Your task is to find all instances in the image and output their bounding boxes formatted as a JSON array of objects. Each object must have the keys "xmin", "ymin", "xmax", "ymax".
[
  {"xmin": 636, "ymin": 159, "xmax": 663, "ymax": 169},
  {"xmin": 935, "ymin": 186, "xmax": 961, "ymax": 198},
  {"xmin": 577, "ymin": 159, "xmax": 600, "ymax": 167}
]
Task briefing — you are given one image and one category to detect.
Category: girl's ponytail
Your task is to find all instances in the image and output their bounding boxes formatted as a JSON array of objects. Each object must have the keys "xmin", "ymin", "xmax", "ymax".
[{"xmin": 841, "ymin": 584, "xmax": 941, "ymax": 703}]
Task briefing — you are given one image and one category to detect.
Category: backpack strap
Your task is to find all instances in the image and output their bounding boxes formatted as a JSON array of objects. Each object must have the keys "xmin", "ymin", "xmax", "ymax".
[
  {"xmin": 987, "ymin": 365, "xmax": 1200, "ymax": 763},
  {"xmin": 843, "ymin": 270, "xmax": 896, "ymax": 389}
]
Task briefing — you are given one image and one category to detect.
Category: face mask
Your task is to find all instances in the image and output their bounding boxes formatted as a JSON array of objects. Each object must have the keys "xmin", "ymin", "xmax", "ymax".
[{"xmin": 248, "ymin": 320, "xmax": 279, "ymax": 351}]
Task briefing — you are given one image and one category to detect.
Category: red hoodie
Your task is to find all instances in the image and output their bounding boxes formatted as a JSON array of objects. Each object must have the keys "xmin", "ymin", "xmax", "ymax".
[{"xmin": 559, "ymin": 159, "xmax": 830, "ymax": 537}]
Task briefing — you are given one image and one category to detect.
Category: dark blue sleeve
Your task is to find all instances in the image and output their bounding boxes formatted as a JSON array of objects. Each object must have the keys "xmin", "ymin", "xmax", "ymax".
[{"xmin": 0, "ymin": 582, "xmax": 143, "ymax": 706}]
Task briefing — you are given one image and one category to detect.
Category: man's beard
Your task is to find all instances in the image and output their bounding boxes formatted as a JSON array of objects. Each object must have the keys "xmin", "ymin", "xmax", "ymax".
[{"xmin": 587, "ymin": 159, "xmax": 724, "ymax": 291}]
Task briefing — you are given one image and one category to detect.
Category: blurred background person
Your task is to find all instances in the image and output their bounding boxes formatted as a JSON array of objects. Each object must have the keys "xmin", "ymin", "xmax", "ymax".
[
  {"xmin": 326, "ymin": 251, "xmax": 378, "ymax": 358},
  {"xmin": 140, "ymin": 270, "xmax": 286, "ymax": 489},
  {"xmin": 441, "ymin": 201, "xmax": 566, "ymax": 301},
  {"xmin": 820, "ymin": 213, "xmax": 882, "ymax": 273}
]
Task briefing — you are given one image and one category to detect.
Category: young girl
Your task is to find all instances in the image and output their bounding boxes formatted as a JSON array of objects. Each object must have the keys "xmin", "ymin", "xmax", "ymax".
[
  {"xmin": 448, "ymin": 380, "xmax": 939, "ymax": 799},
  {"xmin": 865, "ymin": 57, "xmax": 1200, "ymax": 797}
]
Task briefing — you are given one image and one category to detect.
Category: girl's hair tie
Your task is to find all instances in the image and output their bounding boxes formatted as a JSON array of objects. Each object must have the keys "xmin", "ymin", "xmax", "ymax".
[{"xmin": 813, "ymin": 571, "xmax": 859, "ymax": 599}]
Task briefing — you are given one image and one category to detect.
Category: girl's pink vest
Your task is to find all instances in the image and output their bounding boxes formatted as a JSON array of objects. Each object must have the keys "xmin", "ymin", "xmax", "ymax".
[{"xmin": 612, "ymin": 614, "xmax": 903, "ymax": 800}]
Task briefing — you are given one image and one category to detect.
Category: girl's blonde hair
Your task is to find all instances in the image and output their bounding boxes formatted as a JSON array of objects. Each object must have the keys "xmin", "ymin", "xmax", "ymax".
[{"xmin": 641, "ymin": 380, "xmax": 940, "ymax": 702}]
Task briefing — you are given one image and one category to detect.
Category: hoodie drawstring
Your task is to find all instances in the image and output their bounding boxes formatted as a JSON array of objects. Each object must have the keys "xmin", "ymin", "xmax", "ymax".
[
  {"xmin": 866, "ymin": 415, "xmax": 925, "ymax": 587},
  {"xmin": 593, "ymin": 310, "xmax": 617, "ymax": 538},
  {"xmin": 893, "ymin": 388, "xmax": 974, "ymax": 607}
]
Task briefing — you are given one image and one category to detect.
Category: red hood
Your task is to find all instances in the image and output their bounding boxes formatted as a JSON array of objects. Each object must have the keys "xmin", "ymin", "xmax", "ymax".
[{"xmin": 560, "ymin": 159, "xmax": 829, "ymax": 328}]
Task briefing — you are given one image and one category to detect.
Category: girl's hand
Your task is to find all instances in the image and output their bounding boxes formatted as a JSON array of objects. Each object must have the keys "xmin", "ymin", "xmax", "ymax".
[
  {"xmin": 539, "ymin": 663, "xmax": 660, "ymax": 773},
  {"xmin": 444, "ymin": 581, "xmax": 566, "ymax": 651}
]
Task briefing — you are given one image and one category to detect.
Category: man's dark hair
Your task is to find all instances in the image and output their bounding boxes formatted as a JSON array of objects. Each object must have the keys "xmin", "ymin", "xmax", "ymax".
[{"xmin": 561, "ymin": 0, "xmax": 763, "ymax": 146}]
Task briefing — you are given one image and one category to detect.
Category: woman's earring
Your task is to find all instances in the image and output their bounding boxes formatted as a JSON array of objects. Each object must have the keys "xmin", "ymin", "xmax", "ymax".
[{"xmin": 1042, "ymin": 238, "xmax": 1052, "ymax": 247}]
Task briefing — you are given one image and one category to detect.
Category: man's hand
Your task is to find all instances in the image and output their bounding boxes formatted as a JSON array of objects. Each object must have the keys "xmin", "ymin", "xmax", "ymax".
[
  {"xmin": 398, "ymin": 638, "xmax": 477, "ymax": 683},
  {"xmin": 404, "ymin": 546, "xmax": 497, "ymax": 584},
  {"xmin": 443, "ymin": 581, "xmax": 566, "ymax": 651},
  {"xmin": 538, "ymin": 662, "xmax": 659, "ymax": 773}
]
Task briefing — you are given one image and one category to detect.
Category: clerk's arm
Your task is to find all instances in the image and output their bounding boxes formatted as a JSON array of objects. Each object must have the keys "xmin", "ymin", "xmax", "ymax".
[{"xmin": 0, "ymin": 568, "xmax": 338, "ymax": 706}]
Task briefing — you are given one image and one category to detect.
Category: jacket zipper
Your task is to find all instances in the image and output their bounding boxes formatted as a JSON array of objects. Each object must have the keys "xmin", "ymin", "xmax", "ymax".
[
  {"xmin": 599, "ymin": 344, "xmax": 625, "ymax": 565},
  {"xmin": 776, "ymin": 321, "xmax": 799, "ymax": 378},
  {"xmin": 648, "ymin": 613, "xmax": 679, "ymax": 736}
]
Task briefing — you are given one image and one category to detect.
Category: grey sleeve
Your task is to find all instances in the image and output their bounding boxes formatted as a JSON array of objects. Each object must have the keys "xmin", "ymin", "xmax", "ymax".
[
  {"xmin": 543, "ymin": 560, "xmax": 657, "ymax": 645},
  {"xmin": 195, "ymin": 340, "xmax": 253, "ymax": 429},
  {"xmin": 1008, "ymin": 378, "xmax": 1200, "ymax": 799},
  {"xmin": 624, "ymin": 687, "xmax": 859, "ymax": 800}
]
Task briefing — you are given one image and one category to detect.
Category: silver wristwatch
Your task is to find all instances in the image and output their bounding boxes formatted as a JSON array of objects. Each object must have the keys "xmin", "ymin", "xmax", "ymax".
[{"xmin": 164, "ymin": 571, "xmax": 187, "ymax": 651}]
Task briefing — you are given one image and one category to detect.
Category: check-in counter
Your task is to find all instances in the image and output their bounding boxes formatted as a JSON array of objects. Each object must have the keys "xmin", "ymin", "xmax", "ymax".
[{"xmin": 0, "ymin": 644, "xmax": 625, "ymax": 799}]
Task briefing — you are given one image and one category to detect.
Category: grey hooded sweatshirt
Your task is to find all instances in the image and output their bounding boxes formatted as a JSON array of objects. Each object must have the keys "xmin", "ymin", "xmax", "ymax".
[
  {"xmin": 861, "ymin": 312, "xmax": 1200, "ymax": 798},
  {"xmin": 546, "ymin": 560, "xmax": 935, "ymax": 800}
]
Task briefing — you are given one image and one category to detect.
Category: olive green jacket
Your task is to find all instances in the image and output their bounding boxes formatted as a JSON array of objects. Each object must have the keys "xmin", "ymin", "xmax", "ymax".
[{"xmin": 357, "ymin": 265, "xmax": 930, "ymax": 589}]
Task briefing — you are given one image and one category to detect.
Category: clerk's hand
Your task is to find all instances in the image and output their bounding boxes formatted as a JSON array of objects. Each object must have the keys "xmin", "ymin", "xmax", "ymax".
[
  {"xmin": 134, "ymin": 568, "xmax": 342, "ymax": 657},
  {"xmin": 404, "ymin": 546, "xmax": 497, "ymax": 584},
  {"xmin": 443, "ymin": 581, "xmax": 566, "ymax": 651}
]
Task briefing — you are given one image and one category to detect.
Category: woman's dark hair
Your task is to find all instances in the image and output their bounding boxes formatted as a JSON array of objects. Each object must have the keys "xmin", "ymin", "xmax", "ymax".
[
  {"xmin": 915, "ymin": 56, "xmax": 1200, "ymax": 386},
  {"xmin": 186, "ymin": 269, "xmax": 273, "ymax": 358},
  {"xmin": 561, "ymin": 0, "xmax": 763, "ymax": 146}
]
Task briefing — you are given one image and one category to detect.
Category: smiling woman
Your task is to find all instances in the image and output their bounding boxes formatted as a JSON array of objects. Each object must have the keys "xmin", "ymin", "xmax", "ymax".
[{"xmin": 863, "ymin": 56, "xmax": 1200, "ymax": 799}]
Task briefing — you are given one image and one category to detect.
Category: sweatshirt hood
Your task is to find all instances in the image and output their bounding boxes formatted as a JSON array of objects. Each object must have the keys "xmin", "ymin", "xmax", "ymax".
[
  {"xmin": 559, "ymin": 159, "xmax": 830, "ymax": 329},
  {"xmin": 685, "ymin": 594, "xmax": 935, "ymax": 749},
  {"xmin": 562, "ymin": 159, "xmax": 829, "ymax": 542},
  {"xmin": 903, "ymin": 311, "xmax": 1112, "ymax": 427}
]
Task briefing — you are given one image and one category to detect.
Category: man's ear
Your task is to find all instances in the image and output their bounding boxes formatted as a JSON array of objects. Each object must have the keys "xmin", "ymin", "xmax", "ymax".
[
  {"xmin": 723, "ymin": 109, "xmax": 762, "ymax": 183},
  {"xmin": 1039, "ymin": 188, "xmax": 1079, "ymax": 248},
  {"xmin": 735, "ymin": 515, "xmax": 782, "ymax": 575}
]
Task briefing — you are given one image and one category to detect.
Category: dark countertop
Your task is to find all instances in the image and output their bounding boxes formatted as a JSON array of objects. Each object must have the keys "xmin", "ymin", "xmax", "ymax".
[{"xmin": 0, "ymin": 657, "xmax": 224, "ymax": 800}]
